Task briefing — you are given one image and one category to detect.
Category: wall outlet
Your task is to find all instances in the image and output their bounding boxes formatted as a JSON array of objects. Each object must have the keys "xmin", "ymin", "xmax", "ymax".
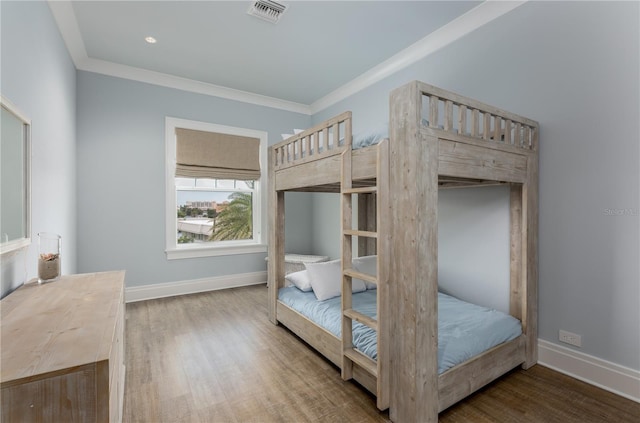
[{"xmin": 559, "ymin": 329, "xmax": 582, "ymax": 347}]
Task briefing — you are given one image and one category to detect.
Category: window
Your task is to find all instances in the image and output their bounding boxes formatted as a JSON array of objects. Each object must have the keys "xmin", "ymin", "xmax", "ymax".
[{"xmin": 165, "ymin": 117, "xmax": 267, "ymax": 259}]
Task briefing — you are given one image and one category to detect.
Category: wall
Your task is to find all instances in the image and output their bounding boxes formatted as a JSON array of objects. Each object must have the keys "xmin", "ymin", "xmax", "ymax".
[
  {"xmin": 311, "ymin": 1, "xmax": 639, "ymax": 371},
  {"xmin": 309, "ymin": 187, "xmax": 511, "ymax": 315},
  {"xmin": 76, "ymin": 71, "xmax": 312, "ymax": 287},
  {"xmin": 310, "ymin": 193, "xmax": 340, "ymax": 260},
  {"xmin": 0, "ymin": 1, "xmax": 77, "ymax": 298}
]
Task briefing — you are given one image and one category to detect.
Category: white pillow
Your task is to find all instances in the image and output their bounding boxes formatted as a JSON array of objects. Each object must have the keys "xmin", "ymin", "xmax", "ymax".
[
  {"xmin": 306, "ymin": 259, "xmax": 366, "ymax": 301},
  {"xmin": 281, "ymin": 130, "xmax": 304, "ymax": 140},
  {"xmin": 285, "ymin": 270, "xmax": 312, "ymax": 292},
  {"xmin": 352, "ymin": 255, "xmax": 377, "ymax": 290}
]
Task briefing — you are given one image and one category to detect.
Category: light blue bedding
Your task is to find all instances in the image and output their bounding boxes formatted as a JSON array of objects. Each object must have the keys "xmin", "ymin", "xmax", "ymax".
[
  {"xmin": 352, "ymin": 124, "xmax": 390, "ymax": 149},
  {"xmin": 352, "ymin": 119, "xmax": 438, "ymax": 149},
  {"xmin": 278, "ymin": 287, "xmax": 522, "ymax": 374}
]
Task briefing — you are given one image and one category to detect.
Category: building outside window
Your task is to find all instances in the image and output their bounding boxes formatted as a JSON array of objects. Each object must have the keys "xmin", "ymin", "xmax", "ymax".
[{"xmin": 176, "ymin": 178, "xmax": 255, "ymax": 243}]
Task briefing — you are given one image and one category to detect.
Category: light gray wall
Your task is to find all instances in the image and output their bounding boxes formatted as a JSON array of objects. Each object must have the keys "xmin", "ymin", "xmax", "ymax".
[
  {"xmin": 310, "ymin": 193, "xmax": 341, "ymax": 260},
  {"xmin": 437, "ymin": 186, "xmax": 510, "ymax": 314},
  {"xmin": 311, "ymin": 1, "xmax": 639, "ymax": 370},
  {"xmin": 308, "ymin": 188, "xmax": 511, "ymax": 314},
  {"xmin": 284, "ymin": 191, "xmax": 315, "ymax": 255},
  {"xmin": 76, "ymin": 71, "xmax": 312, "ymax": 287},
  {"xmin": 0, "ymin": 1, "xmax": 77, "ymax": 298}
]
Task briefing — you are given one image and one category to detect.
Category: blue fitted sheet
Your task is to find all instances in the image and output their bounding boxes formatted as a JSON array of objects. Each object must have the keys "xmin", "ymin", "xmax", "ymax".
[{"xmin": 278, "ymin": 287, "xmax": 522, "ymax": 374}]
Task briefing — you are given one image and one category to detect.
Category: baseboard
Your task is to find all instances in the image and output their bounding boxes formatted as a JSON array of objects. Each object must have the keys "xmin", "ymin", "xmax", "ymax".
[
  {"xmin": 538, "ymin": 339, "xmax": 640, "ymax": 403},
  {"xmin": 125, "ymin": 271, "xmax": 267, "ymax": 303}
]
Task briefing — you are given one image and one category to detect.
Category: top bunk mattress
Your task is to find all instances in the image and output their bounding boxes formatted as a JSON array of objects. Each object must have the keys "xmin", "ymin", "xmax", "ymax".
[
  {"xmin": 278, "ymin": 286, "xmax": 522, "ymax": 374},
  {"xmin": 327, "ymin": 119, "xmax": 430, "ymax": 150},
  {"xmin": 306, "ymin": 117, "xmax": 527, "ymax": 152}
]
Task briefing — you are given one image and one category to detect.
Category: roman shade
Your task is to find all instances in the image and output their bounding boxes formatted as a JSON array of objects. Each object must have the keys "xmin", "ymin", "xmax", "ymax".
[{"xmin": 175, "ymin": 128, "xmax": 260, "ymax": 180}]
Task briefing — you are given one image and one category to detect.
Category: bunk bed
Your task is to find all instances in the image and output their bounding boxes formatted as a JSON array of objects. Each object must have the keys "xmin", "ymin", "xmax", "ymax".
[{"xmin": 267, "ymin": 80, "xmax": 539, "ymax": 423}]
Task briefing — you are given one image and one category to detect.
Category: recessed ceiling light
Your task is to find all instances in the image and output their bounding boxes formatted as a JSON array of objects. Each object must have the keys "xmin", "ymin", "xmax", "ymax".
[{"xmin": 145, "ymin": 36, "xmax": 157, "ymax": 44}]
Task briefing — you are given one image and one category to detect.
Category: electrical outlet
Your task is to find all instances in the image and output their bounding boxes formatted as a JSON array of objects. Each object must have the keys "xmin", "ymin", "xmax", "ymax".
[{"xmin": 559, "ymin": 329, "xmax": 582, "ymax": 347}]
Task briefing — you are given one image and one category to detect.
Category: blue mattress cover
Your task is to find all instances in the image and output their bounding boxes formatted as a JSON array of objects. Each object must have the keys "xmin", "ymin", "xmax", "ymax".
[
  {"xmin": 278, "ymin": 287, "xmax": 522, "ymax": 374},
  {"xmin": 351, "ymin": 119, "xmax": 433, "ymax": 149}
]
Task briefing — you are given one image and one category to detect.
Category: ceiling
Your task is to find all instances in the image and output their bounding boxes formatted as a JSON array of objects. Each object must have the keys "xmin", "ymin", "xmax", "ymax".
[{"xmin": 49, "ymin": 1, "xmax": 523, "ymax": 114}]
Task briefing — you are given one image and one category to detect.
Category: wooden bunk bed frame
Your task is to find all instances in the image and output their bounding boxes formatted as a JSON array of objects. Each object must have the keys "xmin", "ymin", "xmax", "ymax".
[{"xmin": 267, "ymin": 80, "xmax": 539, "ymax": 423}]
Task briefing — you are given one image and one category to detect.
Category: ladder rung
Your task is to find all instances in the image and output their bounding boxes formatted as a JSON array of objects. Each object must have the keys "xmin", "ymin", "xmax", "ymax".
[
  {"xmin": 343, "ymin": 229, "xmax": 377, "ymax": 238},
  {"xmin": 344, "ymin": 308, "xmax": 378, "ymax": 331},
  {"xmin": 343, "ymin": 268, "xmax": 377, "ymax": 284},
  {"xmin": 342, "ymin": 186, "xmax": 377, "ymax": 194},
  {"xmin": 344, "ymin": 348, "xmax": 378, "ymax": 377}
]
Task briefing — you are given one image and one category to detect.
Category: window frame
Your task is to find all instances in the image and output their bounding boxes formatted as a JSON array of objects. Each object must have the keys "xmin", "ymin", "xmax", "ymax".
[{"xmin": 165, "ymin": 117, "xmax": 267, "ymax": 260}]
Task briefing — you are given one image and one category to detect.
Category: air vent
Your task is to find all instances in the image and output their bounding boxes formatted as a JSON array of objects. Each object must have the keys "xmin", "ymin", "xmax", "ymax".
[{"xmin": 247, "ymin": 0, "xmax": 288, "ymax": 24}]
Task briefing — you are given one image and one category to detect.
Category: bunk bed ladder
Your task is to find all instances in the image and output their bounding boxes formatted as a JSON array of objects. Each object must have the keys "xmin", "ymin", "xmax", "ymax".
[{"xmin": 340, "ymin": 140, "xmax": 390, "ymax": 410}]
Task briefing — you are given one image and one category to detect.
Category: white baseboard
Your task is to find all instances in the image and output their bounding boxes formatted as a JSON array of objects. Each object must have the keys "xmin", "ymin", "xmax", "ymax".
[
  {"xmin": 125, "ymin": 271, "xmax": 267, "ymax": 303},
  {"xmin": 538, "ymin": 339, "xmax": 640, "ymax": 403}
]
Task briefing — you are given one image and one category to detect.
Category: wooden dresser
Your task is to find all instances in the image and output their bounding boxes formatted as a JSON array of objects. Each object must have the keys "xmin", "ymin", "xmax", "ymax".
[{"xmin": 1, "ymin": 271, "xmax": 126, "ymax": 422}]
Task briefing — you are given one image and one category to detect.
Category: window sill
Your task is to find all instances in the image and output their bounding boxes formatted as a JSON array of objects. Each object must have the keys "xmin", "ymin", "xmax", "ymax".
[{"xmin": 166, "ymin": 243, "xmax": 267, "ymax": 260}]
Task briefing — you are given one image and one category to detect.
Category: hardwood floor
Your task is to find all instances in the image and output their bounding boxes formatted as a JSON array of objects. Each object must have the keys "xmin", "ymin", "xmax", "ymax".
[{"xmin": 123, "ymin": 285, "xmax": 639, "ymax": 422}]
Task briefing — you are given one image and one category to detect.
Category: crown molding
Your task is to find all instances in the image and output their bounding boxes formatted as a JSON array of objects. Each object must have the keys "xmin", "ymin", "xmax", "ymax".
[
  {"xmin": 310, "ymin": 0, "xmax": 526, "ymax": 114},
  {"xmin": 80, "ymin": 58, "xmax": 312, "ymax": 114},
  {"xmin": 48, "ymin": 0, "xmax": 524, "ymax": 117},
  {"xmin": 48, "ymin": 0, "xmax": 88, "ymax": 67}
]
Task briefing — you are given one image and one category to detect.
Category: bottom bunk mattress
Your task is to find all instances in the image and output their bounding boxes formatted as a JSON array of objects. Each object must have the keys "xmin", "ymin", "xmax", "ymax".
[{"xmin": 278, "ymin": 287, "xmax": 522, "ymax": 374}]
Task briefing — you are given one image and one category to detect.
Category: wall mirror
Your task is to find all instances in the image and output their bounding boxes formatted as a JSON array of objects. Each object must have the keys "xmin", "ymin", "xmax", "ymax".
[{"xmin": 1, "ymin": 95, "xmax": 31, "ymax": 255}]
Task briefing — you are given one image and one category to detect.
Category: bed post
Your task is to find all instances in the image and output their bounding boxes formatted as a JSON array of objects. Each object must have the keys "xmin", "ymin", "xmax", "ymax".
[
  {"xmin": 509, "ymin": 134, "xmax": 539, "ymax": 369},
  {"xmin": 509, "ymin": 184, "xmax": 524, "ymax": 323},
  {"xmin": 523, "ymin": 132, "xmax": 539, "ymax": 368},
  {"xmin": 389, "ymin": 81, "xmax": 439, "ymax": 423},
  {"xmin": 268, "ymin": 146, "xmax": 285, "ymax": 325}
]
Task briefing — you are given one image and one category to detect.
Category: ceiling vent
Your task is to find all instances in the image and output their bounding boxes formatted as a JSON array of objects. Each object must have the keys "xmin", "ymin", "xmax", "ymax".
[{"xmin": 247, "ymin": 0, "xmax": 288, "ymax": 24}]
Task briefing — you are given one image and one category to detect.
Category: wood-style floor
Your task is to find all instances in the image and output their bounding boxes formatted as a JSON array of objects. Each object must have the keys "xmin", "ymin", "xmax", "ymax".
[{"xmin": 123, "ymin": 284, "xmax": 639, "ymax": 422}]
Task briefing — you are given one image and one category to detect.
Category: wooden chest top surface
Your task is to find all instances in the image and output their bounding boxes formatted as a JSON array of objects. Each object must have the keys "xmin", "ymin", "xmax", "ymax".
[{"xmin": 1, "ymin": 271, "xmax": 125, "ymax": 386}]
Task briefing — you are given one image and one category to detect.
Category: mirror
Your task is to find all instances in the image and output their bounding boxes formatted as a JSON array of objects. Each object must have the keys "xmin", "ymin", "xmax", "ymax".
[{"xmin": 1, "ymin": 95, "xmax": 31, "ymax": 255}]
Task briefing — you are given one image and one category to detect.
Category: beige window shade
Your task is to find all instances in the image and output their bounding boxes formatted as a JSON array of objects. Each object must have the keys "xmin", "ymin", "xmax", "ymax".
[{"xmin": 175, "ymin": 128, "xmax": 260, "ymax": 180}]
